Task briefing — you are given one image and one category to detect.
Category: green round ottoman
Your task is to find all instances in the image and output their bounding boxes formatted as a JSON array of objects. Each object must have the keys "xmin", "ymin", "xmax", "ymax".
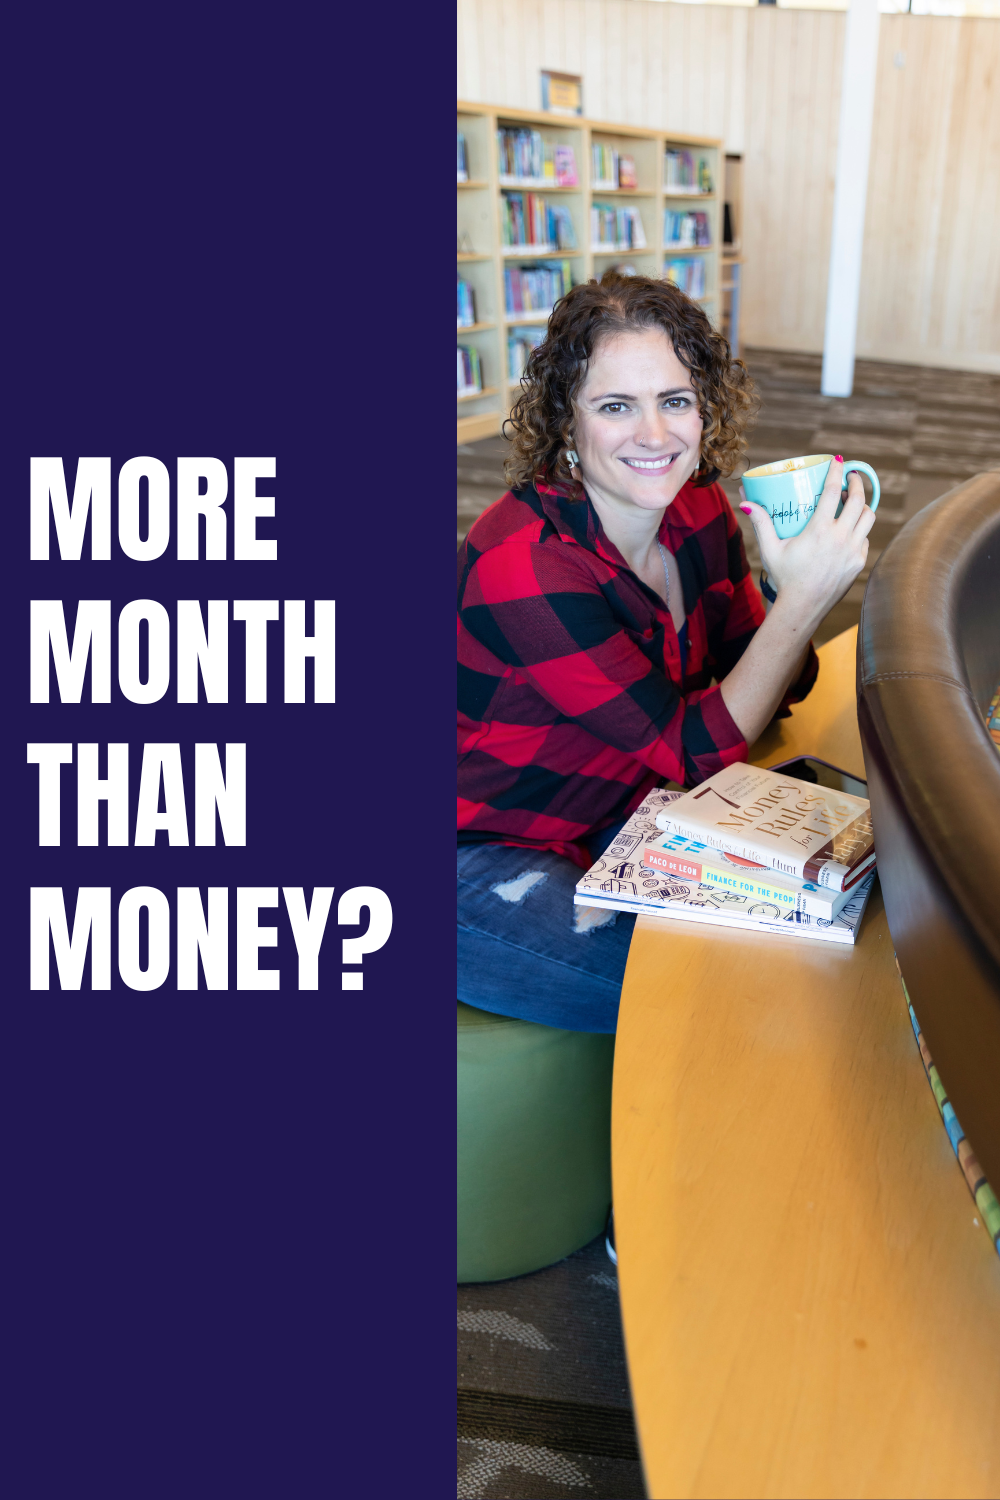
[{"xmin": 457, "ymin": 1001, "xmax": 615, "ymax": 1283}]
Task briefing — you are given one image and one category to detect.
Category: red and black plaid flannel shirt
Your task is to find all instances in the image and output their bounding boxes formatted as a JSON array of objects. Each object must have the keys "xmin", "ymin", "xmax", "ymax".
[{"xmin": 458, "ymin": 477, "xmax": 818, "ymax": 868}]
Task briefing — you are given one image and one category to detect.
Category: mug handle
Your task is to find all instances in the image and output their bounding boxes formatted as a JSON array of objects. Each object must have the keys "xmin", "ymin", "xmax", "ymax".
[{"xmin": 841, "ymin": 460, "xmax": 880, "ymax": 512}]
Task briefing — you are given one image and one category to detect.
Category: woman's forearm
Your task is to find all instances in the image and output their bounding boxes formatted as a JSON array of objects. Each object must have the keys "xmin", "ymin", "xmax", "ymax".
[{"xmin": 719, "ymin": 597, "xmax": 817, "ymax": 746}]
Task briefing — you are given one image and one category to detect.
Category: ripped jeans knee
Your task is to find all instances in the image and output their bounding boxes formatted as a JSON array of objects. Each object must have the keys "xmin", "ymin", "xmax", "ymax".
[{"xmin": 488, "ymin": 867, "xmax": 617, "ymax": 936}]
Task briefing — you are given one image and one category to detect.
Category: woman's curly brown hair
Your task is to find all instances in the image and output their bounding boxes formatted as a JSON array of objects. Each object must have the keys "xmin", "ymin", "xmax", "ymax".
[{"xmin": 504, "ymin": 271, "xmax": 758, "ymax": 494}]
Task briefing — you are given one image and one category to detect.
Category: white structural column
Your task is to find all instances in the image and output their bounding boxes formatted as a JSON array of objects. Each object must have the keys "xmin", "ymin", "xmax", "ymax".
[{"xmin": 821, "ymin": 0, "xmax": 881, "ymax": 398}]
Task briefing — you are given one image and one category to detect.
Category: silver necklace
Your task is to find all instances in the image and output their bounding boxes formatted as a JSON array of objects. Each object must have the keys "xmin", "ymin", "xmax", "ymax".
[{"xmin": 656, "ymin": 540, "xmax": 671, "ymax": 614}]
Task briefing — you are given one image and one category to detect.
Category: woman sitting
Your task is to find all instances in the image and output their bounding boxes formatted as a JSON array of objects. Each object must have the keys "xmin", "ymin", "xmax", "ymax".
[{"xmin": 458, "ymin": 273, "xmax": 875, "ymax": 1034}]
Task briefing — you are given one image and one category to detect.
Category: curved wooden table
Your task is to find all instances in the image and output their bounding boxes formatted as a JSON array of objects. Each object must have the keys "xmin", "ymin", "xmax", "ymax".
[{"xmin": 613, "ymin": 627, "xmax": 1000, "ymax": 1499}]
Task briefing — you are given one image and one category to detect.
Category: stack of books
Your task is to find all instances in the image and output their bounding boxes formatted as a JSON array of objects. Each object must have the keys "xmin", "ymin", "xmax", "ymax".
[
  {"xmin": 497, "ymin": 128, "xmax": 577, "ymax": 187},
  {"xmin": 575, "ymin": 764, "xmax": 877, "ymax": 947},
  {"xmin": 664, "ymin": 209, "xmax": 712, "ymax": 248},
  {"xmin": 458, "ymin": 132, "xmax": 469, "ymax": 183},
  {"xmin": 457, "ymin": 345, "xmax": 483, "ymax": 398},
  {"xmin": 507, "ymin": 326, "xmax": 546, "ymax": 382},
  {"xmin": 664, "ymin": 257, "xmax": 706, "ymax": 298},
  {"xmin": 457, "ymin": 278, "xmax": 477, "ymax": 329},
  {"xmin": 504, "ymin": 262, "xmax": 571, "ymax": 317},
  {"xmin": 501, "ymin": 193, "xmax": 577, "ymax": 252},
  {"xmin": 664, "ymin": 149, "xmax": 713, "ymax": 194},
  {"xmin": 591, "ymin": 204, "xmax": 647, "ymax": 252}
]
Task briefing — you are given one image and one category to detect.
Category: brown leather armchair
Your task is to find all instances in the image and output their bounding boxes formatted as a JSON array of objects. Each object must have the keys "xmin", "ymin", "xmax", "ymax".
[{"xmin": 857, "ymin": 472, "xmax": 1000, "ymax": 1190}]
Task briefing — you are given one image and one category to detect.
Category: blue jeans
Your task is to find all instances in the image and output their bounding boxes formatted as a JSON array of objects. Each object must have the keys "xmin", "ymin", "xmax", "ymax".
[{"xmin": 457, "ymin": 829, "xmax": 635, "ymax": 1034}]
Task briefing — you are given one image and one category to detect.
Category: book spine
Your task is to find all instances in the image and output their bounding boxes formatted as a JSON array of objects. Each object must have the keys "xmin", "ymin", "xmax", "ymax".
[
  {"xmin": 642, "ymin": 846, "xmax": 843, "ymax": 917},
  {"xmin": 801, "ymin": 811, "xmax": 876, "ymax": 884},
  {"xmin": 814, "ymin": 852, "xmax": 876, "ymax": 891},
  {"xmin": 573, "ymin": 892, "xmax": 856, "ymax": 945},
  {"xmin": 658, "ymin": 813, "xmax": 868, "ymax": 893}
]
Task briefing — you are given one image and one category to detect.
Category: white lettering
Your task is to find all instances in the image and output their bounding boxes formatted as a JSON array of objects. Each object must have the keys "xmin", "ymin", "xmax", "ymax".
[
  {"xmin": 284, "ymin": 600, "xmax": 335, "ymax": 703},
  {"xmin": 30, "ymin": 457, "xmax": 111, "ymax": 560},
  {"xmin": 233, "ymin": 457, "xmax": 277, "ymax": 561},
  {"xmin": 176, "ymin": 887, "xmax": 229, "ymax": 990},
  {"xmin": 30, "ymin": 887, "xmax": 111, "ymax": 989},
  {"xmin": 78, "ymin": 743, "xmax": 130, "ymax": 847},
  {"xmin": 282, "ymin": 887, "xmax": 334, "ymax": 990},
  {"xmin": 236, "ymin": 887, "xmax": 279, "ymax": 989},
  {"xmin": 26, "ymin": 743, "xmax": 73, "ymax": 845},
  {"xmin": 118, "ymin": 456, "xmax": 171, "ymax": 561},
  {"xmin": 118, "ymin": 886, "xmax": 171, "ymax": 990},
  {"xmin": 194, "ymin": 742, "xmax": 246, "ymax": 846},
  {"xmin": 177, "ymin": 457, "xmax": 228, "ymax": 560},
  {"xmin": 30, "ymin": 599, "xmax": 112, "ymax": 703},
  {"xmin": 134, "ymin": 743, "xmax": 189, "ymax": 846},
  {"xmin": 177, "ymin": 599, "xmax": 229, "ymax": 703},
  {"xmin": 233, "ymin": 599, "xmax": 279, "ymax": 702},
  {"xmin": 118, "ymin": 599, "xmax": 171, "ymax": 704}
]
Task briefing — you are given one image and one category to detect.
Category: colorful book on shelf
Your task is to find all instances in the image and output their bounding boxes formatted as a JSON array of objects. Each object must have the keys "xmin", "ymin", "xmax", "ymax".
[
  {"xmin": 618, "ymin": 154, "xmax": 638, "ymax": 189},
  {"xmin": 590, "ymin": 204, "xmax": 646, "ymax": 252},
  {"xmin": 457, "ymin": 344, "xmax": 482, "ymax": 397},
  {"xmin": 664, "ymin": 149, "xmax": 712, "ymax": 194},
  {"xmin": 497, "ymin": 126, "xmax": 546, "ymax": 183},
  {"xmin": 664, "ymin": 148, "xmax": 695, "ymax": 190},
  {"xmin": 574, "ymin": 789, "xmax": 875, "ymax": 947},
  {"xmin": 591, "ymin": 141, "xmax": 619, "ymax": 189},
  {"xmin": 653, "ymin": 763, "xmax": 875, "ymax": 893},
  {"xmin": 497, "ymin": 128, "xmax": 577, "ymax": 188},
  {"xmin": 458, "ymin": 131, "xmax": 468, "ymax": 183},
  {"xmin": 501, "ymin": 193, "xmax": 577, "ymax": 252},
  {"xmin": 508, "ymin": 326, "xmax": 546, "ymax": 382},
  {"xmin": 554, "ymin": 144, "xmax": 578, "ymax": 186},
  {"xmin": 664, "ymin": 209, "xmax": 711, "ymax": 248},
  {"xmin": 644, "ymin": 832, "xmax": 851, "ymax": 919},
  {"xmin": 457, "ymin": 277, "xmax": 477, "ymax": 329},
  {"xmin": 504, "ymin": 261, "xmax": 571, "ymax": 316},
  {"xmin": 664, "ymin": 257, "xmax": 706, "ymax": 298}
]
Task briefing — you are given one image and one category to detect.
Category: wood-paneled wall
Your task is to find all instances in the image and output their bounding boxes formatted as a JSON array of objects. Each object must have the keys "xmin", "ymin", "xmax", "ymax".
[
  {"xmin": 859, "ymin": 15, "xmax": 1000, "ymax": 370},
  {"xmin": 742, "ymin": 8, "xmax": 843, "ymax": 355},
  {"xmin": 459, "ymin": 0, "xmax": 750, "ymax": 149},
  {"xmin": 457, "ymin": 0, "xmax": 1000, "ymax": 372}
]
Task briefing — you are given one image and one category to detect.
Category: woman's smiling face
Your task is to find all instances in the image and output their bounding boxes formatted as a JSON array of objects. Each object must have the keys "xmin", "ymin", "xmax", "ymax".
[{"xmin": 572, "ymin": 328, "xmax": 704, "ymax": 514}]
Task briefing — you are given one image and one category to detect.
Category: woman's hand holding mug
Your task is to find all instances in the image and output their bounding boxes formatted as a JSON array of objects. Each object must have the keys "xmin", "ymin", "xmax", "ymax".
[{"xmin": 739, "ymin": 455, "xmax": 878, "ymax": 632}]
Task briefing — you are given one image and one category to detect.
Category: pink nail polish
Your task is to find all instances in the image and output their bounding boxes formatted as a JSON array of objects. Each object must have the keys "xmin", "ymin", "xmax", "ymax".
[
  {"xmin": 835, "ymin": 454, "xmax": 844, "ymax": 462},
  {"xmin": 739, "ymin": 504, "xmax": 752, "ymax": 514}
]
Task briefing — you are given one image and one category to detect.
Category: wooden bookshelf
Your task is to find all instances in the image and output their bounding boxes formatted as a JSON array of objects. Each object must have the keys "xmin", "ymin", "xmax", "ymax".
[
  {"xmin": 458, "ymin": 385, "xmax": 499, "ymax": 402},
  {"xmin": 458, "ymin": 102, "xmax": 723, "ymax": 445}
]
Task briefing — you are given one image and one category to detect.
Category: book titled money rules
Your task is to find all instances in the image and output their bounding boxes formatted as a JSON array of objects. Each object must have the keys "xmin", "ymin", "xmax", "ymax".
[{"xmin": 653, "ymin": 763, "xmax": 875, "ymax": 893}]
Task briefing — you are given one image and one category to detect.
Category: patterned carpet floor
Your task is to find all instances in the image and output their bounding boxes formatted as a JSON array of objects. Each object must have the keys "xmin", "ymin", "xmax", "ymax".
[
  {"xmin": 458, "ymin": 1236, "xmax": 645, "ymax": 1499},
  {"xmin": 458, "ymin": 348, "xmax": 1000, "ymax": 647}
]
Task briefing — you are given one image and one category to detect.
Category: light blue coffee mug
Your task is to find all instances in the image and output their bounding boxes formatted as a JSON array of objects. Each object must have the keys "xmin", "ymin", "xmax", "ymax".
[{"xmin": 741, "ymin": 454, "xmax": 880, "ymax": 539}]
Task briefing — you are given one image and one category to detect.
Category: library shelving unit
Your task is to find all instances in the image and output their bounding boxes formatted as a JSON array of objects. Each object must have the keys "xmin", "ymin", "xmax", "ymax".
[{"xmin": 458, "ymin": 101, "xmax": 723, "ymax": 445}]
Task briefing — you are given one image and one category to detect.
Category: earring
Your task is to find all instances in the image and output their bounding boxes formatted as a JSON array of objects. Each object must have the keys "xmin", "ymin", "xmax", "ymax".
[{"xmin": 565, "ymin": 449, "xmax": 579, "ymax": 469}]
